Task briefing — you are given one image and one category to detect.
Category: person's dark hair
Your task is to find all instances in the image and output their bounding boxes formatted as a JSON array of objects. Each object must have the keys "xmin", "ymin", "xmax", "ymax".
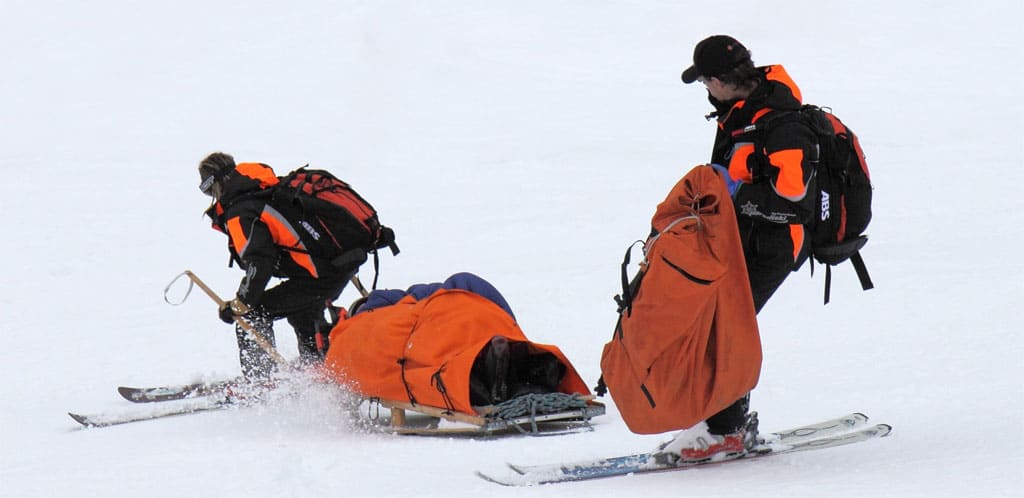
[
  {"xmin": 713, "ymin": 58, "xmax": 761, "ymax": 88},
  {"xmin": 199, "ymin": 152, "xmax": 235, "ymax": 179},
  {"xmin": 198, "ymin": 152, "xmax": 236, "ymax": 197}
]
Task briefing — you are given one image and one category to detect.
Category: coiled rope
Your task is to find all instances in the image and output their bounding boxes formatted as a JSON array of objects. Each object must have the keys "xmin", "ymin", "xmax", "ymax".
[{"xmin": 487, "ymin": 392, "xmax": 591, "ymax": 434}]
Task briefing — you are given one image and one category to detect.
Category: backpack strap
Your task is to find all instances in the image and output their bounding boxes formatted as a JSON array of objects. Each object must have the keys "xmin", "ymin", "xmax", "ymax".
[
  {"xmin": 849, "ymin": 251, "xmax": 874, "ymax": 292},
  {"xmin": 614, "ymin": 241, "xmax": 645, "ymax": 314},
  {"xmin": 813, "ymin": 235, "xmax": 873, "ymax": 304},
  {"xmin": 730, "ymin": 107, "xmax": 809, "ymax": 139},
  {"xmin": 376, "ymin": 226, "xmax": 400, "ymax": 256},
  {"xmin": 331, "ymin": 247, "xmax": 384, "ymax": 292},
  {"xmin": 823, "ymin": 262, "xmax": 832, "ymax": 305},
  {"xmin": 730, "ymin": 108, "xmax": 821, "ymax": 184},
  {"xmin": 819, "ymin": 249, "xmax": 874, "ymax": 305},
  {"xmin": 372, "ymin": 250, "xmax": 381, "ymax": 290}
]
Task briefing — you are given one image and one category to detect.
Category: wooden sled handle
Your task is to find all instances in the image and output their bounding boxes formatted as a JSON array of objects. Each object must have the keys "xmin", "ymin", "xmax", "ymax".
[{"xmin": 182, "ymin": 270, "xmax": 288, "ymax": 367}]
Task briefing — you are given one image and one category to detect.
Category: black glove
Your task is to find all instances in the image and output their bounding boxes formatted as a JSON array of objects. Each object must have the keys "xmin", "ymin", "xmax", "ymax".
[
  {"xmin": 218, "ymin": 299, "xmax": 248, "ymax": 324},
  {"xmin": 218, "ymin": 303, "xmax": 235, "ymax": 324},
  {"xmin": 746, "ymin": 151, "xmax": 769, "ymax": 184}
]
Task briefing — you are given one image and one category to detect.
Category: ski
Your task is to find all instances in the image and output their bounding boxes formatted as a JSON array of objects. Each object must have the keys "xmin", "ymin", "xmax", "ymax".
[
  {"xmin": 73, "ymin": 378, "xmax": 285, "ymax": 428},
  {"xmin": 69, "ymin": 396, "xmax": 234, "ymax": 428},
  {"xmin": 117, "ymin": 377, "xmax": 243, "ymax": 403},
  {"xmin": 477, "ymin": 414, "xmax": 891, "ymax": 486},
  {"xmin": 506, "ymin": 411, "xmax": 867, "ymax": 475},
  {"xmin": 760, "ymin": 411, "xmax": 869, "ymax": 444}
]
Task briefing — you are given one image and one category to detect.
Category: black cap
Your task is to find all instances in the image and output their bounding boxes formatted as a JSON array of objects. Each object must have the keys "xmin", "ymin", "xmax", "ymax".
[{"xmin": 681, "ymin": 35, "xmax": 751, "ymax": 84}]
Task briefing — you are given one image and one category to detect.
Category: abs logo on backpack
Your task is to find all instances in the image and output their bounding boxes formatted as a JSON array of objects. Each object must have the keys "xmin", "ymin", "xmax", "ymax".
[
  {"xmin": 299, "ymin": 220, "xmax": 321, "ymax": 241},
  {"xmin": 820, "ymin": 190, "xmax": 831, "ymax": 222}
]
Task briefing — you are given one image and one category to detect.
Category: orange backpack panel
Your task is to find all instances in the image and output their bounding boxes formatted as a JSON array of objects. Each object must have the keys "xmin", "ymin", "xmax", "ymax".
[{"xmin": 600, "ymin": 165, "xmax": 762, "ymax": 434}]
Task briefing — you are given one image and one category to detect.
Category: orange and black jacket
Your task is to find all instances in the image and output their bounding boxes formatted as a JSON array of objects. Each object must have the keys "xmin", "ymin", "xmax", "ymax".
[
  {"xmin": 204, "ymin": 163, "xmax": 340, "ymax": 306},
  {"xmin": 708, "ymin": 64, "xmax": 817, "ymax": 259}
]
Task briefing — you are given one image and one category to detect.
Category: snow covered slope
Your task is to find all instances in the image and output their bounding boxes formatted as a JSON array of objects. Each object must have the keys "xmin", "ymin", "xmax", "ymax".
[{"xmin": 2, "ymin": 1, "xmax": 1021, "ymax": 497}]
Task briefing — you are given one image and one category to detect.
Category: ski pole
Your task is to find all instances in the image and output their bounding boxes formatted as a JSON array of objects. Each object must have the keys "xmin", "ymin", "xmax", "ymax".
[{"xmin": 173, "ymin": 270, "xmax": 288, "ymax": 367}]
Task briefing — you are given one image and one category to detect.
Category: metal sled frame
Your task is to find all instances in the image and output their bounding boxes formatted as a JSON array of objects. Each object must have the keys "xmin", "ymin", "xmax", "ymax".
[{"xmin": 363, "ymin": 397, "xmax": 606, "ymax": 436}]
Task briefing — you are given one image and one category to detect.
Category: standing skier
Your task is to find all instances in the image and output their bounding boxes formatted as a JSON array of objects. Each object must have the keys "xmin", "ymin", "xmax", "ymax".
[{"xmin": 662, "ymin": 35, "xmax": 817, "ymax": 461}]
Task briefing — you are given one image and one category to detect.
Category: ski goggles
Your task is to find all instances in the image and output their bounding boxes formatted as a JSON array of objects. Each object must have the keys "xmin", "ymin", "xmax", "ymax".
[{"xmin": 199, "ymin": 175, "xmax": 217, "ymax": 196}]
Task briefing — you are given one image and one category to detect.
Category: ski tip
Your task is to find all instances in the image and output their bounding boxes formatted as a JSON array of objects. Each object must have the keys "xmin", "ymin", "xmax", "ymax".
[
  {"xmin": 506, "ymin": 462, "xmax": 527, "ymax": 475},
  {"xmin": 68, "ymin": 412, "xmax": 94, "ymax": 427},
  {"xmin": 853, "ymin": 412, "xmax": 869, "ymax": 422},
  {"xmin": 877, "ymin": 423, "xmax": 893, "ymax": 437},
  {"xmin": 116, "ymin": 386, "xmax": 141, "ymax": 402},
  {"xmin": 475, "ymin": 470, "xmax": 516, "ymax": 487}
]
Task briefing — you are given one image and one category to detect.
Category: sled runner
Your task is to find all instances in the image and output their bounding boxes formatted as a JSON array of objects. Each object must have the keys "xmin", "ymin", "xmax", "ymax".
[{"xmin": 360, "ymin": 395, "xmax": 605, "ymax": 436}]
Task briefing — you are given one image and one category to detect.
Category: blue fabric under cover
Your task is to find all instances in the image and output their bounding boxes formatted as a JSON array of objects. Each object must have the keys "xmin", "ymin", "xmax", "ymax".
[{"xmin": 358, "ymin": 272, "xmax": 515, "ymax": 320}]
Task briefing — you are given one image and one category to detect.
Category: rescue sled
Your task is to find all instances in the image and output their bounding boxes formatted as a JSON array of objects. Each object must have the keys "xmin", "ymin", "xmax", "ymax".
[{"xmin": 324, "ymin": 273, "xmax": 605, "ymax": 436}]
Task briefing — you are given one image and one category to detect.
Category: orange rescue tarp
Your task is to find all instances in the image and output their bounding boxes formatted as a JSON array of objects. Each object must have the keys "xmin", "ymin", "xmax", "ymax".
[{"xmin": 324, "ymin": 288, "xmax": 590, "ymax": 415}]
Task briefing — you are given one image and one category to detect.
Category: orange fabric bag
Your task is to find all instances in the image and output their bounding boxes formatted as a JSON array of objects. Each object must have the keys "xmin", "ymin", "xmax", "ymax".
[
  {"xmin": 600, "ymin": 165, "xmax": 761, "ymax": 434},
  {"xmin": 324, "ymin": 288, "xmax": 590, "ymax": 415}
]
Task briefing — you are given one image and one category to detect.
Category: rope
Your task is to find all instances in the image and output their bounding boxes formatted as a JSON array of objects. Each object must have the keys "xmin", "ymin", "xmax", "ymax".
[
  {"xmin": 487, "ymin": 393, "xmax": 591, "ymax": 434},
  {"xmin": 366, "ymin": 397, "xmax": 381, "ymax": 421},
  {"xmin": 430, "ymin": 371, "xmax": 456, "ymax": 415}
]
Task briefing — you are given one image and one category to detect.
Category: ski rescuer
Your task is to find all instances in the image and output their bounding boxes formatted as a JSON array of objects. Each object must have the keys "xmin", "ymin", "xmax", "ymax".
[
  {"xmin": 198, "ymin": 152, "xmax": 361, "ymax": 379},
  {"xmin": 661, "ymin": 35, "xmax": 817, "ymax": 461}
]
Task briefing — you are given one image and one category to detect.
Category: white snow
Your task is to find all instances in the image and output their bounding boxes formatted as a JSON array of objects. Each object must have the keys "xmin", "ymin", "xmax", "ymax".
[{"xmin": 2, "ymin": 1, "xmax": 1022, "ymax": 497}]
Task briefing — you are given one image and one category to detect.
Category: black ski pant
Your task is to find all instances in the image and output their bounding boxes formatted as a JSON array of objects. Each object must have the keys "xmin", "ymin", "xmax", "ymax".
[
  {"xmin": 235, "ymin": 272, "xmax": 351, "ymax": 378},
  {"xmin": 706, "ymin": 219, "xmax": 809, "ymax": 434}
]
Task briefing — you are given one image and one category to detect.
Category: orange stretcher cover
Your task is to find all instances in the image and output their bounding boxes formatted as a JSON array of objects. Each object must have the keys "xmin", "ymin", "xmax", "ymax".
[{"xmin": 324, "ymin": 288, "xmax": 590, "ymax": 415}]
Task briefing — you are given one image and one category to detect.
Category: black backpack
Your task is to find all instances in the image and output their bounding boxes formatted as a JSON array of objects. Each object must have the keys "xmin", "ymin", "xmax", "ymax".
[
  {"xmin": 737, "ymin": 105, "xmax": 874, "ymax": 303},
  {"xmin": 272, "ymin": 166, "xmax": 400, "ymax": 288}
]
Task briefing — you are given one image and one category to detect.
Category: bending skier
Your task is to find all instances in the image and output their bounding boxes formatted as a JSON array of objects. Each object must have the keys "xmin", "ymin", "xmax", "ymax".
[
  {"xmin": 664, "ymin": 35, "xmax": 817, "ymax": 461},
  {"xmin": 198, "ymin": 152, "xmax": 367, "ymax": 379}
]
